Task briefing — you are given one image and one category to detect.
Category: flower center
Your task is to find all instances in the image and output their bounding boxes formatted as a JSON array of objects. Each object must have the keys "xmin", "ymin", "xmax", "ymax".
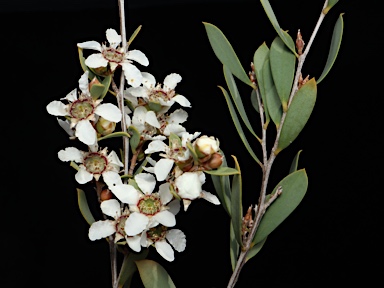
[
  {"xmin": 70, "ymin": 98, "xmax": 94, "ymax": 120},
  {"xmin": 116, "ymin": 215, "xmax": 128, "ymax": 236},
  {"xmin": 102, "ymin": 48, "xmax": 124, "ymax": 63},
  {"xmin": 150, "ymin": 90, "xmax": 169, "ymax": 102},
  {"xmin": 137, "ymin": 195, "xmax": 161, "ymax": 215},
  {"xmin": 146, "ymin": 225, "xmax": 167, "ymax": 242},
  {"xmin": 84, "ymin": 152, "xmax": 108, "ymax": 175}
]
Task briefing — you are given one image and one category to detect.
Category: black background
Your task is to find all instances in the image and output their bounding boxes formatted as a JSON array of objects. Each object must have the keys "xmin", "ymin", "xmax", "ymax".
[{"xmin": 1, "ymin": 0, "xmax": 381, "ymax": 287}]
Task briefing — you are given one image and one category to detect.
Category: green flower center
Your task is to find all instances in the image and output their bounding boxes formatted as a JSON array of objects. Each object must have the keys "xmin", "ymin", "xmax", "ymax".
[
  {"xmin": 150, "ymin": 90, "xmax": 168, "ymax": 101},
  {"xmin": 137, "ymin": 195, "xmax": 161, "ymax": 215},
  {"xmin": 147, "ymin": 225, "xmax": 167, "ymax": 242},
  {"xmin": 84, "ymin": 152, "xmax": 108, "ymax": 175},
  {"xmin": 70, "ymin": 99, "xmax": 94, "ymax": 120},
  {"xmin": 103, "ymin": 48, "xmax": 124, "ymax": 63}
]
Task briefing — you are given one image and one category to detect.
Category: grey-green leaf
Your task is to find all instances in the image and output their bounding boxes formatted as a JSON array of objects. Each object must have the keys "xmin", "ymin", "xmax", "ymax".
[
  {"xmin": 270, "ymin": 36, "xmax": 296, "ymax": 112},
  {"xmin": 136, "ymin": 259, "xmax": 176, "ymax": 288},
  {"xmin": 77, "ymin": 188, "xmax": 95, "ymax": 225},
  {"xmin": 246, "ymin": 237, "xmax": 267, "ymax": 263},
  {"xmin": 223, "ymin": 65, "xmax": 259, "ymax": 138},
  {"xmin": 263, "ymin": 58, "xmax": 282, "ymax": 128},
  {"xmin": 218, "ymin": 85, "xmax": 262, "ymax": 165},
  {"xmin": 289, "ymin": 150, "xmax": 302, "ymax": 174},
  {"xmin": 253, "ymin": 169, "xmax": 308, "ymax": 245},
  {"xmin": 231, "ymin": 155, "xmax": 243, "ymax": 247},
  {"xmin": 204, "ymin": 166, "xmax": 239, "ymax": 176},
  {"xmin": 203, "ymin": 22, "xmax": 254, "ymax": 87},
  {"xmin": 260, "ymin": 0, "xmax": 298, "ymax": 56},
  {"xmin": 250, "ymin": 89, "xmax": 260, "ymax": 113},
  {"xmin": 127, "ymin": 25, "xmax": 142, "ymax": 46},
  {"xmin": 275, "ymin": 78, "xmax": 317, "ymax": 154},
  {"xmin": 317, "ymin": 13, "xmax": 344, "ymax": 84},
  {"xmin": 118, "ymin": 249, "xmax": 149, "ymax": 288},
  {"xmin": 230, "ymin": 222, "xmax": 240, "ymax": 271},
  {"xmin": 323, "ymin": 0, "xmax": 339, "ymax": 14}
]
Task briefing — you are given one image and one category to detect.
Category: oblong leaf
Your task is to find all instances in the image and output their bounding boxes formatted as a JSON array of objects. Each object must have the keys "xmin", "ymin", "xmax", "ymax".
[
  {"xmin": 289, "ymin": 150, "xmax": 302, "ymax": 174},
  {"xmin": 231, "ymin": 155, "xmax": 243, "ymax": 247},
  {"xmin": 317, "ymin": 13, "xmax": 344, "ymax": 84},
  {"xmin": 253, "ymin": 169, "xmax": 308, "ymax": 245},
  {"xmin": 100, "ymin": 75, "xmax": 112, "ymax": 99},
  {"xmin": 118, "ymin": 249, "xmax": 149, "ymax": 288},
  {"xmin": 218, "ymin": 85, "xmax": 262, "ymax": 165},
  {"xmin": 128, "ymin": 126, "xmax": 141, "ymax": 154},
  {"xmin": 78, "ymin": 47, "xmax": 96, "ymax": 79},
  {"xmin": 230, "ymin": 222, "xmax": 240, "ymax": 271},
  {"xmin": 97, "ymin": 131, "xmax": 131, "ymax": 142},
  {"xmin": 204, "ymin": 166, "xmax": 239, "ymax": 176},
  {"xmin": 246, "ymin": 237, "xmax": 267, "ymax": 263},
  {"xmin": 223, "ymin": 65, "xmax": 259, "ymax": 138},
  {"xmin": 90, "ymin": 83, "xmax": 105, "ymax": 99},
  {"xmin": 260, "ymin": 0, "xmax": 298, "ymax": 56},
  {"xmin": 270, "ymin": 36, "xmax": 296, "ymax": 112},
  {"xmin": 263, "ymin": 59, "xmax": 282, "ymax": 128},
  {"xmin": 275, "ymin": 78, "xmax": 317, "ymax": 154},
  {"xmin": 250, "ymin": 89, "xmax": 260, "ymax": 114},
  {"xmin": 77, "ymin": 188, "xmax": 95, "ymax": 225},
  {"xmin": 135, "ymin": 259, "xmax": 176, "ymax": 288},
  {"xmin": 203, "ymin": 22, "xmax": 254, "ymax": 87}
]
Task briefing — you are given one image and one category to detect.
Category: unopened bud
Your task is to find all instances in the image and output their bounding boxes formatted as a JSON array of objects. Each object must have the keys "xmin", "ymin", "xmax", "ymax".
[
  {"xmin": 194, "ymin": 135, "xmax": 220, "ymax": 159},
  {"xmin": 203, "ymin": 152, "xmax": 223, "ymax": 170},
  {"xmin": 96, "ymin": 117, "xmax": 116, "ymax": 136},
  {"xmin": 296, "ymin": 29, "xmax": 305, "ymax": 55}
]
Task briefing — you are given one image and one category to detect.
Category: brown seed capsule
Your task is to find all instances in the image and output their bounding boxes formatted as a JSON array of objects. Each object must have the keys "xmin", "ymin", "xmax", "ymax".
[{"xmin": 100, "ymin": 189, "xmax": 113, "ymax": 201}]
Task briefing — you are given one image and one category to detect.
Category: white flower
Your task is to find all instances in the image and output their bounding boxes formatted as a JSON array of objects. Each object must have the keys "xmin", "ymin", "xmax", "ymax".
[
  {"xmin": 140, "ymin": 227, "xmax": 186, "ymax": 262},
  {"xmin": 102, "ymin": 172, "xmax": 176, "ymax": 236},
  {"xmin": 126, "ymin": 72, "xmax": 191, "ymax": 113},
  {"xmin": 194, "ymin": 135, "xmax": 220, "ymax": 155},
  {"xmin": 77, "ymin": 28, "xmax": 149, "ymax": 87},
  {"xmin": 46, "ymin": 71, "xmax": 122, "ymax": 145},
  {"xmin": 88, "ymin": 199, "xmax": 142, "ymax": 252},
  {"xmin": 58, "ymin": 146, "xmax": 123, "ymax": 184},
  {"xmin": 158, "ymin": 108, "xmax": 188, "ymax": 136}
]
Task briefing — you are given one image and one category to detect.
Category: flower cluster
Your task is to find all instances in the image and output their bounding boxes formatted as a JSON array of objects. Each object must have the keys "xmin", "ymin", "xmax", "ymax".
[{"xmin": 47, "ymin": 28, "xmax": 223, "ymax": 262}]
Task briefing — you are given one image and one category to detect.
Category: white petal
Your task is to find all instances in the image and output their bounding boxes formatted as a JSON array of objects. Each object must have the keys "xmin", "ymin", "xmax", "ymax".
[
  {"xmin": 125, "ymin": 86, "xmax": 147, "ymax": 98},
  {"xmin": 100, "ymin": 199, "xmax": 121, "ymax": 218},
  {"xmin": 144, "ymin": 140, "xmax": 167, "ymax": 154},
  {"xmin": 201, "ymin": 191, "xmax": 220, "ymax": 205},
  {"xmin": 58, "ymin": 147, "xmax": 83, "ymax": 162},
  {"xmin": 77, "ymin": 40, "xmax": 102, "ymax": 51},
  {"xmin": 163, "ymin": 73, "xmax": 181, "ymax": 91},
  {"xmin": 95, "ymin": 103, "xmax": 122, "ymax": 123},
  {"xmin": 75, "ymin": 167, "xmax": 94, "ymax": 184},
  {"xmin": 153, "ymin": 210, "xmax": 176, "ymax": 227},
  {"xmin": 124, "ymin": 213, "xmax": 149, "ymax": 236},
  {"xmin": 78, "ymin": 71, "xmax": 90, "ymax": 95},
  {"xmin": 89, "ymin": 220, "xmax": 116, "ymax": 240},
  {"xmin": 135, "ymin": 173, "xmax": 156, "ymax": 194},
  {"xmin": 107, "ymin": 150, "xmax": 124, "ymax": 167},
  {"xmin": 155, "ymin": 240, "xmax": 174, "ymax": 262},
  {"xmin": 46, "ymin": 101, "xmax": 68, "ymax": 116},
  {"xmin": 64, "ymin": 88, "xmax": 78, "ymax": 102},
  {"xmin": 163, "ymin": 124, "xmax": 186, "ymax": 136},
  {"xmin": 102, "ymin": 171, "xmax": 123, "ymax": 187},
  {"xmin": 145, "ymin": 110, "xmax": 160, "ymax": 128},
  {"xmin": 154, "ymin": 159, "xmax": 174, "ymax": 181},
  {"xmin": 166, "ymin": 229, "xmax": 186, "ymax": 252},
  {"xmin": 85, "ymin": 53, "xmax": 108, "ymax": 68},
  {"xmin": 159, "ymin": 183, "xmax": 173, "ymax": 205},
  {"xmin": 106, "ymin": 28, "xmax": 121, "ymax": 48},
  {"xmin": 173, "ymin": 95, "xmax": 191, "ymax": 107},
  {"xmin": 175, "ymin": 172, "xmax": 202, "ymax": 200},
  {"xmin": 126, "ymin": 235, "xmax": 142, "ymax": 252},
  {"xmin": 122, "ymin": 63, "xmax": 143, "ymax": 88},
  {"xmin": 126, "ymin": 50, "xmax": 149, "ymax": 66},
  {"xmin": 168, "ymin": 109, "xmax": 188, "ymax": 124},
  {"xmin": 141, "ymin": 72, "xmax": 156, "ymax": 89},
  {"xmin": 168, "ymin": 199, "xmax": 181, "ymax": 215},
  {"xmin": 110, "ymin": 184, "xmax": 139, "ymax": 204},
  {"xmin": 75, "ymin": 120, "xmax": 97, "ymax": 145}
]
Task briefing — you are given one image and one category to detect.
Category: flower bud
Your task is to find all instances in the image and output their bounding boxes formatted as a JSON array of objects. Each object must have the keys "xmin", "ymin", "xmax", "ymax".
[
  {"xmin": 100, "ymin": 189, "xmax": 113, "ymax": 201},
  {"xmin": 204, "ymin": 152, "xmax": 223, "ymax": 170},
  {"xmin": 194, "ymin": 135, "xmax": 220, "ymax": 159},
  {"xmin": 96, "ymin": 116, "xmax": 116, "ymax": 136}
]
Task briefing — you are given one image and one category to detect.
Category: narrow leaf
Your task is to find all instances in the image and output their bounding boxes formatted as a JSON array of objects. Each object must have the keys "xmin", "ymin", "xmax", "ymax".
[
  {"xmin": 77, "ymin": 188, "xmax": 95, "ymax": 225},
  {"xmin": 231, "ymin": 155, "xmax": 243, "ymax": 247},
  {"xmin": 203, "ymin": 22, "xmax": 254, "ymax": 87},
  {"xmin": 245, "ymin": 237, "xmax": 267, "ymax": 263},
  {"xmin": 263, "ymin": 59, "xmax": 282, "ymax": 128},
  {"xmin": 204, "ymin": 166, "xmax": 240, "ymax": 176},
  {"xmin": 118, "ymin": 249, "xmax": 149, "ymax": 288},
  {"xmin": 323, "ymin": 0, "xmax": 339, "ymax": 14},
  {"xmin": 260, "ymin": 0, "xmax": 298, "ymax": 56},
  {"xmin": 253, "ymin": 169, "xmax": 308, "ymax": 245},
  {"xmin": 270, "ymin": 36, "xmax": 296, "ymax": 112},
  {"xmin": 78, "ymin": 47, "xmax": 96, "ymax": 79},
  {"xmin": 230, "ymin": 222, "xmax": 239, "ymax": 270},
  {"xmin": 317, "ymin": 13, "xmax": 344, "ymax": 84},
  {"xmin": 127, "ymin": 25, "xmax": 142, "ymax": 46},
  {"xmin": 250, "ymin": 89, "xmax": 260, "ymax": 113},
  {"xmin": 100, "ymin": 75, "xmax": 112, "ymax": 99},
  {"xmin": 128, "ymin": 126, "xmax": 141, "ymax": 154},
  {"xmin": 218, "ymin": 85, "xmax": 262, "ymax": 165},
  {"xmin": 136, "ymin": 259, "xmax": 176, "ymax": 288},
  {"xmin": 275, "ymin": 78, "xmax": 317, "ymax": 155},
  {"xmin": 289, "ymin": 150, "xmax": 302, "ymax": 174},
  {"xmin": 97, "ymin": 131, "xmax": 131, "ymax": 142},
  {"xmin": 90, "ymin": 83, "xmax": 105, "ymax": 99},
  {"xmin": 223, "ymin": 65, "xmax": 259, "ymax": 139}
]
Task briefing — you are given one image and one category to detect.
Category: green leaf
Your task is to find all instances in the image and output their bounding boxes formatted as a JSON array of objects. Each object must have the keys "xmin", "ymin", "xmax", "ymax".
[
  {"xmin": 231, "ymin": 155, "xmax": 243, "ymax": 247},
  {"xmin": 218, "ymin": 85, "xmax": 262, "ymax": 165},
  {"xmin": 246, "ymin": 237, "xmax": 267, "ymax": 263},
  {"xmin": 270, "ymin": 36, "xmax": 296, "ymax": 112},
  {"xmin": 77, "ymin": 188, "xmax": 95, "ymax": 225},
  {"xmin": 118, "ymin": 249, "xmax": 149, "ymax": 288},
  {"xmin": 275, "ymin": 78, "xmax": 317, "ymax": 155},
  {"xmin": 97, "ymin": 131, "xmax": 131, "ymax": 142},
  {"xmin": 260, "ymin": 0, "xmax": 298, "ymax": 57},
  {"xmin": 78, "ymin": 47, "xmax": 96, "ymax": 79},
  {"xmin": 253, "ymin": 169, "xmax": 308, "ymax": 245},
  {"xmin": 203, "ymin": 22, "xmax": 254, "ymax": 88},
  {"xmin": 100, "ymin": 75, "xmax": 112, "ymax": 99},
  {"xmin": 186, "ymin": 142, "xmax": 199, "ymax": 165},
  {"xmin": 128, "ymin": 126, "xmax": 141, "ymax": 154},
  {"xmin": 210, "ymin": 151, "xmax": 232, "ymax": 215},
  {"xmin": 289, "ymin": 150, "xmax": 302, "ymax": 174},
  {"xmin": 250, "ymin": 89, "xmax": 260, "ymax": 113},
  {"xmin": 323, "ymin": 0, "xmax": 339, "ymax": 14},
  {"xmin": 127, "ymin": 25, "xmax": 142, "ymax": 46},
  {"xmin": 135, "ymin": 259, "xmax": 176, "ymax": 288},
  {"xmin": 223, "ymin": 65, "xmax": 259, "ymax": 139},
  {"xmin": 317, "ymin": 13, "xmax": 344, "ymax": 84},
  {"xmin": 90, "ymin": 83, "xmax": 105, "ymax": 99},
  {"xmin": 253, "ymin": 42, "xmax": 270, "ymax": 124},
  {"xmin": 230, "ymin": 222, "xmax": 239, "ymax": 271},
  {"xmin": 204, "ymin": 166, "xmax": 240, "ymax": 176},
  {"xmin": 263, "ymin": 59, "xmax": 282, "ymax": 128}
]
